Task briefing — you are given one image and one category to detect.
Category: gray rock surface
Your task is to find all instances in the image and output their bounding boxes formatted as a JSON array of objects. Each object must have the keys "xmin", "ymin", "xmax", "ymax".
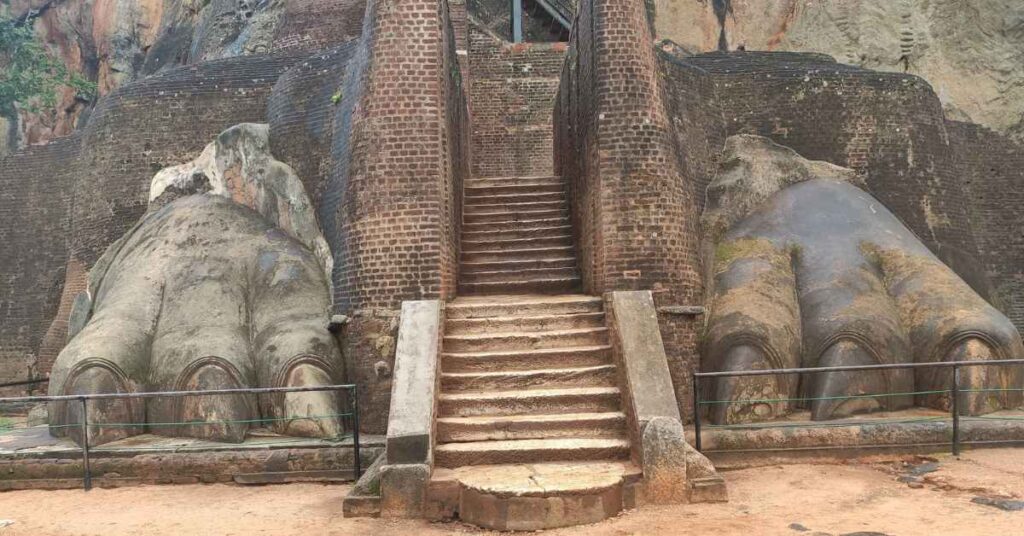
[
  {"xmin": 150, "ymin": 123, "xmax": 333, "ymax": 282},
  {"xmin": 702, "ymin": 135, "xmax": 1024, "ymax": 424},
  {"xmin": 48, "ymin": 128, "xmax": 342, "ymax": 446},
  {"xmin": 654, "ymin": 0, "xmax": 1024, "ymax": 141}
]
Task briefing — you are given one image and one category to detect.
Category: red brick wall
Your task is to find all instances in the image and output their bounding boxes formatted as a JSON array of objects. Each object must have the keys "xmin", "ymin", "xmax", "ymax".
[
  {"xmin": 0, "ymin": 135, "xmax": 81, "ymax": 392},
  {"xmin": 468, "ymin": 23, "xmax": 565, "ymax": 178},
  {"xmin": 554, "ymin": 0, "xmax": 705, "ymax": 421},
  {"xmin": 271, "ymin": 0, "xmax": 368, "ymax": 53},
  {"xmin": 948, "ymin": 121, "xmax": 1024, "ymax": 331},
  {"xmin": 326, "ymin": 0, "xmax": 469, "ymax": 432}
]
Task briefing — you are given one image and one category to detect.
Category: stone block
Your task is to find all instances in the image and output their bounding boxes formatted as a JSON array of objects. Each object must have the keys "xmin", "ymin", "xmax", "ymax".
[
  {"xmin": 385, "ymin": 300, "xmax": 441, "ymax": 465},
  {"xmin": 638, "ymin": 417, "xmax": 689, "ymax": 504},
  {"xmin": 605, "ymin": 291, "xmax": 682, "ymax": 427},
  {"xmin": 379, "ymin": 463, "xmax": 431, "ymax": 518}
]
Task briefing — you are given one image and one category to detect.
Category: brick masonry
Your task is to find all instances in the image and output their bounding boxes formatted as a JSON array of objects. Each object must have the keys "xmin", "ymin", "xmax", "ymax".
[
  {"xmin": 554, "ymin": 0, "xmax": 705, "ymax": 421},
  {"xmin": 555, "ymin": 7, "xmax": 1024, "ymax": 420},
  {"xmin": 948, "ymin": 121, "xmax": 1024, "ymax": 331},
  {"xmin": 467, "ymin": 21, "xmax": 566, "ymax": 177},
  {"xmin": 0, "ymin": 135, "xmax": 81, "ymax": 394}
]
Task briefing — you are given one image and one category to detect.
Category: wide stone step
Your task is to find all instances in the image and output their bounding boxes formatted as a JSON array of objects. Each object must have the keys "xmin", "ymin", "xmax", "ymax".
[
  {"xmin": 461, "ymin": 224, "xmax": 573, "ymax": 241},
  {"xmin": 441, "ymin": 364, "xmax": 617, "ymax": 392},
  {"xmin": 459, "ymin": 266, "xmax": 579, "ymax": 285},
  {"xmin": 438, "ymin": 386, "xmax": 621, "ymax": 417},
  {"xmin": 462, "ymin": 234, "xmax": 573, "ymax": 252},
  {"xmin": 458, "ymin": 277, "xmax": 581, "ymax": 296},
  {"xmin": 466, "ymin": 175, "xmax": 560, "ymax": 188},
  {"xmin": 463, "ymin": 200, "xmax": 566, "ymax": 215},
  {"xmin": 465, "ymin": 181, "xmax": 564, "ymax": 197},
  {"xmin": 445, "ymin": 295, "xmax": 603, "ymax": 319},
  {"xmin": 436, "ymin": 412, "xmax": 627, "ymax": 442},
  {"xmin": 429, "ymin": 462, "xmax": 640, "ymax": 531},
  {"xmin": 442, "ymin": 345, "xmax": 613, "ymax": 373},
  {"xmin": 462, "ymin": 217, "xmax": 568, "ymax": 234},
  {"xmin": 445, "ymin": 311, "xmax": 604, "ymax": 335},
  {"xmin": 461, "ymin": 245, "xmax": 575, "ymax": 264},
  {"xmin": 443, "ymin": 327, "xmax": 608, "ymax": 353},
  {"xmin": 434, "ymin": 437, "xmax": 630, "ymax": 468},
  {"xmin": 459, "ymin": 257, "xmax": 578, "ymax": 274},
  {"xmin": 465, "ymin": 191, "xmax": 564, "ymax": 205},
  {"xmin": 464, "ymin": 208, "xmax": 567, "ymax": 225}
]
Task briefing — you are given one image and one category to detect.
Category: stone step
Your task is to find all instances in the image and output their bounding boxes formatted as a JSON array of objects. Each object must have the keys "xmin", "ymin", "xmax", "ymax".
[
  {"xmin": 465, "ymin": 191, "xmax": 565, "ymax": 206},
  {"xmin": 462, "ymin": 234, "xmax": 573, "ymax": 252},
  {"xmin": 465, "ymin": 181, "xmax": 564, "ymax": 198},
  {"xmin": 461, "ymin": 224, "xmax": 573, "ymax": 241},
  {"xmin": 463, "ymin": 208, "xmax": 567, "ymax": 225},
  {"xmin": 458, "ymin": 277, "xmax": 581, "ymax": 296},
  {"xmin": 428, "ymin": 462, "xmax": 641, "ymax": 531},
  {"xmin": 461, "ymin": 245, "xmax": 575, "ymax": 264},
  {"xmin": 463, "ymin": 200, "xmax": 566, "ymax": 215},
  {"xmin": 434, "ymin": 437, "xmax": 630, "ymax": 468},
  {"xmin": 441, "ymin": 364, "xmax": 616, "ymax": 392},
  {"xmin": 438, "ymin": 386, "xmax": 621, "ymax": 417},
  {"xmin": 459, "ymin": 266, "xmax": 579, "ymax": 285},
  {"xmin": 436, "ymin": 412, "xmax": 627, "ymax": 442},
  {"xmin": 445, "ymin": 311, "xmax": 604, "ymax": 335},
  {"xmin": 460, "ymin": 257, "xmax": 578, "ymax": 274},
  {"xmin": 442, "ymin": 345, "xmax": 613, "ymax": 373},
  {"xmin": 462, "ymin": 217, "xmax": 568, "ymax": 234},
  {"xmin": 466, "ymin": 175, "xmax": 560, "ymax": 188},
  {"xmin": 443, "ymin": 327, "xmax": 608, "ymax": 353},
  {"xmin": 445, "ymin": 295, "xmax": 603, "ymax": 319}
]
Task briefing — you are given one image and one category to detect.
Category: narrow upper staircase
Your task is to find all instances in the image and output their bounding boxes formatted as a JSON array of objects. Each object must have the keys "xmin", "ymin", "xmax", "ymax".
[
  {"xmin": 459, "ymin": 175, "xmax": 581, "ymax": 295},
  {"xmin": 427, "ymin": 175, "xmax": 639, "ymax": 530}
]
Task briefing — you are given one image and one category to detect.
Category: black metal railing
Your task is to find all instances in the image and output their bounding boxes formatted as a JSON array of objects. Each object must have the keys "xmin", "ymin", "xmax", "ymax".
[
  {"xmin": 692, "ymin": 358, "xmax": 1024, "ymax": 456},
  {"xmin": 0, "ymin": 384, "xmax": 360, "ymax": 491}
]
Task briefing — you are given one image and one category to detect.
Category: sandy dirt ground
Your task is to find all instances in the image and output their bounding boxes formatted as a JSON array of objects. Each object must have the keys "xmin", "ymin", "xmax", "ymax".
[{"xmin": 0, "ymin": 449, "xmax": 1021, "ymax": 536}]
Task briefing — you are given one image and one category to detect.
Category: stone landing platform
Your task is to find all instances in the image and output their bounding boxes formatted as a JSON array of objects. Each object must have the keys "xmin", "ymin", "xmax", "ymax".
[
  {"xmin": 0, "ymin": 426, "xmax": 382, "ymax": 490},
  {"xmin": 694, "ymin": 409, "xmax": 1024, "ymax": 469}
]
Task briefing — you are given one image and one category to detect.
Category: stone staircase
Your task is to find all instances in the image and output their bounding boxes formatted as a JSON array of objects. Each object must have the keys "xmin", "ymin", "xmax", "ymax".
[
  {"xmin": 459, "ymin": 175, "xmax": 581, "ymax": 295},
  {"xmin": 426, "ymin": 175, "xmax": 640, "ymax": 530}
]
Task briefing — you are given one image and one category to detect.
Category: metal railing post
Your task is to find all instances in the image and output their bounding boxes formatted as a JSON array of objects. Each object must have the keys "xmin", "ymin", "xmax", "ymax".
[
  {"xmin": 952, "ymin": 365, "xmax": 961, "ymax": 456},
  {"xmin": 693, "ymin": 374, "xmax": 702, "ymax": 452},
  {"xmin": 351, "ymin": 387, "xmax": 361, "ymax": 479},
  {"xmin": 79, "ymin": 397, "xmax": 92, "ymax": 491}
]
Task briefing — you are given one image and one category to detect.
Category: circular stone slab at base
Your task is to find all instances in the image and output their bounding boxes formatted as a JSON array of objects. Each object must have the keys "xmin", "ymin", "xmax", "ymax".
[{"xmin": 454, "ymin": 462, "xmax": 639, "ymax": 531}]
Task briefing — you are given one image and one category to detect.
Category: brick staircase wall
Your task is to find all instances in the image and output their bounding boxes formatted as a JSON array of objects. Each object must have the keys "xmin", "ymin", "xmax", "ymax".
[
  {"xmin": 468, "ymin": 22, "xmax": 566, "ymax": 178},
  {"xmin": 554, "ymin": 0, "xmax": 705, "ymax": 420}
]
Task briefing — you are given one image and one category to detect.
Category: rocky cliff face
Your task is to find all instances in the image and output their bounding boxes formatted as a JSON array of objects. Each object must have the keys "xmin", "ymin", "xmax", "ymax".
[
  {"xmin": 654, "ymin": 0, "xmax": 1024, "ymax": 141},
  {"xmin": 1, "ymin": 0, "xmax": 363, "ymax": 156}
]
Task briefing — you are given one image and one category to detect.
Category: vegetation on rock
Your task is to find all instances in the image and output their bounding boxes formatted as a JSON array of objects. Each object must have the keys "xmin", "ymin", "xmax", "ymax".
[{"xmin": 0, "ymin": 14, "xmax": 96, "ymax": 115}]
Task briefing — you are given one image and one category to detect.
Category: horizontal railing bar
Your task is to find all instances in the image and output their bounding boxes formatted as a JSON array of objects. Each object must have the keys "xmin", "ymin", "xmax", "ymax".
[
  {"xmin": 693, "ymin": 358, "xmax": 1024, "ymax": 379},
  {"xmin": 0, "ymin": 384, "xmax": 357, "ymax": 404},
  {"xmin": 0, "ymin": 377, "xmax": 49, "ymax": 389}
]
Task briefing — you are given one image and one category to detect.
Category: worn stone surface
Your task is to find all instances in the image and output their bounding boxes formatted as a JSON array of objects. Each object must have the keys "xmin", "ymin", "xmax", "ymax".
[
  {"xmin": 343, "ymin": 452, "xmax": 385, "ymax": 517},
  {"xmin": 0, "ymin": 427, "xmax": 381, "ymax": 490},
  {"xmin": 149, "ymin": 122, "xmax": 332, "ymax": 280},
  {"xmin": 638, "ymin": 417, "xmax": 689, "ymax": 504},
  {"xmin": 652, "ymin": 0, "xmax": 1024, "ymax": 142},
  {"xmin": 605, "ymin": 291, "xmax": 682, "ymax": 427},
  {"xmin": 385, "ymin": 300, "xmax": 441, "ymax": 465},
  {"xmin": 703, "ymin": 139, "xmax": 1023, "ymax": 424},
  {"xmin": 379, "ymin": 463, "xmax": 430, "ymax": 518},
  {"xmin": 48, "ymin": 194, "xmax": 342, "ymax": 446},
  {"xmin": 695, "ymin": 408, "xmax": 1024, "ymax": 469},
  {"xmin": 1, "ymin": 0, "xmax": 367, "ymax": 155}
]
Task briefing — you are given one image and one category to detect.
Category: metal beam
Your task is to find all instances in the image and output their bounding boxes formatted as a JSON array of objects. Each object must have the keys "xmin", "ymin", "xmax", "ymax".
[{"xmin": 512, "ymin": 0, "xmax": 523, "ymax": 42}]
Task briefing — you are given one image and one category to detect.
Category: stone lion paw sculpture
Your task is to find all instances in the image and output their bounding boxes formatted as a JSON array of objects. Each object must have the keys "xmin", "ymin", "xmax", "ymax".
[
  {"xmin": 702, "ymin": 135, "xmax": 1024, "ymax": 424},
  {"xmin": 49, "ymin": 124, "xmax": 343, "ymax": 446}
]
